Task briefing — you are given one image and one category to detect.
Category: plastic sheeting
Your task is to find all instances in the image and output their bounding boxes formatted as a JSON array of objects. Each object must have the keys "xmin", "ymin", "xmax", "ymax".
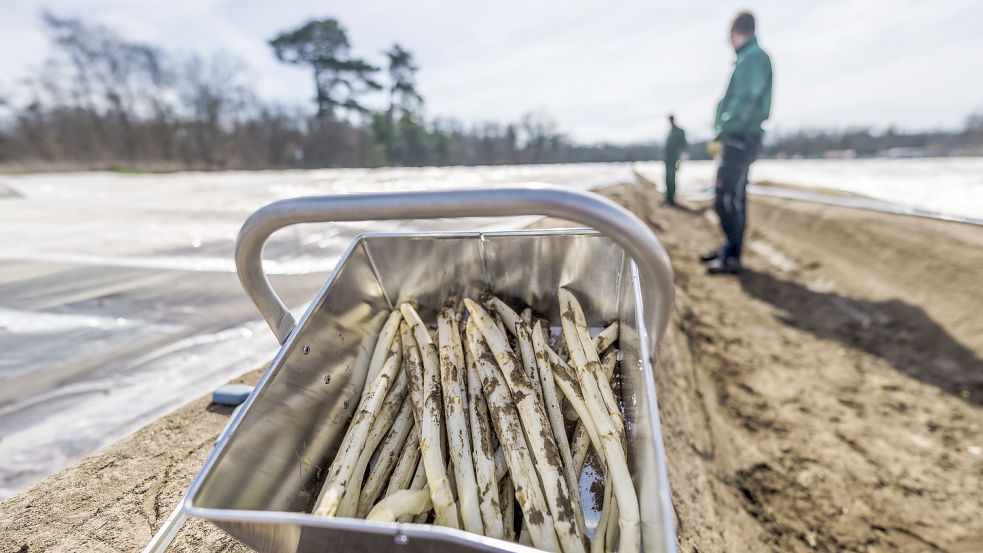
[{"xmin": 0, "ymin": 163, "xmax": 632, "ymax": 498}]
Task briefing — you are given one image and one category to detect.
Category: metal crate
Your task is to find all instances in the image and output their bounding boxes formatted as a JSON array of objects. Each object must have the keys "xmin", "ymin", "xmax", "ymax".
[{"xmin": 183, "ymin": 185, "xmax": 676, "ymax": 553}]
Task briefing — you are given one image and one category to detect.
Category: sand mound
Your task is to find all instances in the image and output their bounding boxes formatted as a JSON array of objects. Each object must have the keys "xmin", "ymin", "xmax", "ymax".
[{"xmin": 617, "ymin": 187, "xmax": 983, "ymax": 552}]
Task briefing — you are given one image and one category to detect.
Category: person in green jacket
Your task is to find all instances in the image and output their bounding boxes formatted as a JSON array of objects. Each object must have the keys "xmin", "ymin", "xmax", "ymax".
[
  {"xmin": 701, "ymin": 11, "xmax": 773, "ymax": 275},
  {"xmin": 663, "ymin": 114, "xmax": 687, "ymax": 205}
]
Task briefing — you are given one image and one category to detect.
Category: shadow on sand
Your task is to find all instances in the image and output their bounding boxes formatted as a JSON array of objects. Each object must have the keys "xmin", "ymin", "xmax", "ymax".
[{"xmin": 739, "ymin": 269, "xmax": 983, "ymax": 406}]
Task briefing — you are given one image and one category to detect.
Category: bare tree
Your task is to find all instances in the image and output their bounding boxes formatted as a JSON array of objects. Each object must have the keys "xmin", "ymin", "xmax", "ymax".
[
  {"xmin": 177, "ymin": 53, "xmax": 251, "ymax": 167},
  {"xmin": 519, "ymin": 110, "xmax": 563, "ymax": 163},
  {"xmin": 41, "ymin": 10, "xmax": 170, "ymax": 163}
]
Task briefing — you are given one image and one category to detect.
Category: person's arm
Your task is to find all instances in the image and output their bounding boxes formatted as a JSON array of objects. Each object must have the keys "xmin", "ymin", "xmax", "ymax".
[{"xmin": 714, "ymin": 54, "xmax": 770, "ymax": 139}]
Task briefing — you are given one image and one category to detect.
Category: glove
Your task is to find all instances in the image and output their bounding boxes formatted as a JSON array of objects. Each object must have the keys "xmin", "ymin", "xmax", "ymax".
[{"xmin": 707, "ymin": 140, "xmax": 722, "ymax": 158}]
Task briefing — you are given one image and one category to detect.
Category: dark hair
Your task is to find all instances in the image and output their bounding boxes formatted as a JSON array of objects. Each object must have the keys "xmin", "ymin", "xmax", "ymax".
[
  {"xmin": 668, "ymin": 114, "xmax": 675, "ymax": 123},
  {"xmin": 731, "ymin": 11, "xmax": 755, "ymax": 35}
]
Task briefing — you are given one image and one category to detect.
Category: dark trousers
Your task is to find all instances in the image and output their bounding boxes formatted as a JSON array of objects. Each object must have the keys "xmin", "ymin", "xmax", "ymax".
[
  {"xmin": 714, "ymin": 135, "xmax": 760, "ymax": 261},
  {"xmin": 664, "ymin": 158, "xmax": 679, "ymax": 203}
]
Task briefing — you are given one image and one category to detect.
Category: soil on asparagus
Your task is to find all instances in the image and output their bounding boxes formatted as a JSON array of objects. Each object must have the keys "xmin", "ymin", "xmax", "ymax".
[{"xmin": 1, "ymin": 184, "xmax": 981, "ymax": 552}]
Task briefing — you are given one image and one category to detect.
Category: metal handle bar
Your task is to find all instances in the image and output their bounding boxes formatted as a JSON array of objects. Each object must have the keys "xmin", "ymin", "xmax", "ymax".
[{"xmin": 235, "ymin": 183, "xmax": 674, "ymax": 354}]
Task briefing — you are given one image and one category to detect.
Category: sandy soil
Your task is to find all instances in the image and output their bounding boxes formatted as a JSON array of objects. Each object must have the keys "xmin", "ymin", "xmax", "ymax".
[
  {"xmin": 2, "ymin": 184, "xmax": 981, "ymax": 552},
  {"xmin": 0, "ymin": 369, "xmax": 261, "ymax": 552},
  {"xmin": 613, "ymin": 186, "xmax": 983, "ymax": 553}
]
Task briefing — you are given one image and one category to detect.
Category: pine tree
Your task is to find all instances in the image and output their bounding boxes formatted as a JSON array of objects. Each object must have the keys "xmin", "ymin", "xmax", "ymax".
[{"xmin": 269, "ymin": 19, "xmax": 380, "ymax": 119}]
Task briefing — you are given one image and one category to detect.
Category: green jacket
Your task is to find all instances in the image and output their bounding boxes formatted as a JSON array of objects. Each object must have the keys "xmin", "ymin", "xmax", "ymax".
[
  {"xmin": 714, "ymin": 36, "xmax": 772, "ymax": 140},
  {"xmin": 664, "ymin": 126, "xmax": 687, "ymax": 161}
]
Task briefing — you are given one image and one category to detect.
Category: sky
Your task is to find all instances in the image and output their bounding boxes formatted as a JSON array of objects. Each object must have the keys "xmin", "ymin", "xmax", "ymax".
[{"xmin": 1, "ymin": 0, "xmax": 981, "ymax": 143}]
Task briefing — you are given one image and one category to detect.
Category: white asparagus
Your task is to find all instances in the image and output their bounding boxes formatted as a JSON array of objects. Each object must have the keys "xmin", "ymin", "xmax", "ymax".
[
  {"xmin": 438, "ymin": 308, "xmax": 484, "ymax": 535},
  {"xmin": 464, "ymin": 330, "xmax": 506, "ymax": 540},
  {"xmin": 449, "ymin": 312, "xmax": 468, "ymax": 409},
  {"xmin": 311, "ymin": 297, "xmax": 628, "ymax": 549},
  {"xmin": 446, "ymin": 459, "xmax": 457, "ymax": 500},
  {"xmin": 553, "ymin": 331, "xmax": 570, "ymax": 365},
  {"xmin": 601, "ymin": 348, "xmax": 621, "ymax": 553},
  {"xmin": 366, "ymin": 489, "xmax": 433, "ymax": 522},
  {"xmin": 605, "ymin": 496, "xmax": 619, "ymax": 553},
  {"xmin": 600, "ymin": 349, "xmax": 618, "ymax": 381},
  {"xmin": 486, "ymin": 295, "xmax": 522, "ymax": 337},
  {"xmin": 335, "ymin": 365, "xmax": 409, "ymax": 517},
  {"xmin": 593, "ymin": 322, "xmax": 619, "ymax": 354},
  {"xmin": 465, "ymin": 300, "xmax": 585, "ymax": 553},
  {"xmin": 399, "ymin": 303, "xmax": 460, "ymax": 529},
  {"xmin": 571, "ymin": 423, "xmax": 591, "ymax": 477},
  {"xmin": 514, "ymin": 323, "xmax": 544, "ymax": 402},
  {"xmin": 519, "ymin": 524, "xmax": 532, "ymax": 546},
  {"xmin": 567, "ymin": 293, "xmax": 624, "ymax": 440},
  {"xmin": 520, "ymin": 307, "xmax": 533, "ymax": 326},
  {"xmin": 545, "ymin": 345, "xmax": 605, "ymax": 467},
  {"xmin": 571, "ymin": 349, "xmax": 619, "ymax": 474},
  {"xmin": 313, "ymin": 335, "xmax": 403, "ymax": 517},
  {"xmin": 500, "ymin": 475, "xmax": 516, "ymax": 541},
  {"xmin": 358, "ymin": 398, "xmax": 415, "ymax": 516},
  {"xmin": 531, "ymin": 321, "xmax": 586, "ymax": 537},
  {"xmin": 560, "ymin": 288, "xmax": 639, "ymax": 553},
  {"xmin": 409, "ymin": 457, "xmax": 428, "ymax": 490},
  {"xmin": 466, "ymin": 318, "xmax": 561, "ymax": 552},
  {"xmin": 404, "ymin": 459, "xmax": 430, "ymax": 523},
  {"xmin": 493, "ymin": 447, "xmax": 507, "ymax": 483},
  {"xmin": 400, "ymin": 321, "xmax": 426, "ymax": 440},
  {"xmin": 385, "ymin": 430, "xmax": 421, "ymax": 496},
  {"xmin": 366, "ymin": 310, "xmax": 403, "ymax": 383}
]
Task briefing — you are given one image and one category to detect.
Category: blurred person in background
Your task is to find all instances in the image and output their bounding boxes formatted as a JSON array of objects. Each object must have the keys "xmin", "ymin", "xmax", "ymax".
[
  {"xmin": 663, "ymin": 114, "xmax": 688, "ymax": 205},
  {"xmin": 702, "ymin": 11, "xmax": 773, "ymax": 275}
]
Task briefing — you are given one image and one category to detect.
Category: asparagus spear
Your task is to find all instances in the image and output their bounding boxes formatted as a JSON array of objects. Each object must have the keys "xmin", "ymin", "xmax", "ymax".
[
  {"xmin": 366, "ymin": 489, "xmax": 433, "ymax": 522},
  {"xmin": 399, "ymin": 303, "xmax": 460, "ymax": 529},
  {"xmin": 531, "ymin": 321, "xmax": 586, "ymax": 537},
  {"xmin": 464, "ymin": 327, "xmax": 506, "ymax": 539},
  {"xmin": 565, "ymin": 293, "xmax": 624, "ymax": 441},
  {"xmin": 312, "ymin": 334, "xmax": 403, "ymax": 517},
  {"xmin": 500, "ymin": 475, "xmax": 516, "ymax": 540},
  {"xmin": 386, "ymin": 431, "xmax": 421, "ymax": 497},
  {"xmin": 335, "ymin": 364, "xmax": 409, "ymax": 517},
  {"xmin": 365, "ymin": 310, "xmax": 403, "ymax": 383},
  {"xmin": 593, "ymin": 322, "xmax": 619, "ymax": 354},
  {"xmin": 438, "ymin": 307, "xmax": 484, "ymax": 535},
  {"xmin": 571, "ymin": 349, "xmax": 619, "ymax": 474},
  {"xmin": 357, "ymin": 399, "xmax": 415, "ymax": 516}
]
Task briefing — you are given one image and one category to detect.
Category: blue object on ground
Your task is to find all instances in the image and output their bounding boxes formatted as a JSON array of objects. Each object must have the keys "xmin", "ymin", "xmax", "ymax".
[{"xmin": 212, "ymin": 384, "xmax": 254, "ymax": 406}]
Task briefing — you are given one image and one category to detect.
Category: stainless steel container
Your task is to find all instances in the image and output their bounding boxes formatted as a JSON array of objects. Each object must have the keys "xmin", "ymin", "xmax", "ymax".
[{"xmin": 184, "ymin": 185, "xmax": 677, "ymax": 553}]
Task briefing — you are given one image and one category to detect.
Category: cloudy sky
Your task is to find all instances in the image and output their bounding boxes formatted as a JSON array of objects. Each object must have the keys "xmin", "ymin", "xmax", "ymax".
[{"xmin": 1, "ymin": 0, "xmax": 981, "ymax": 142}]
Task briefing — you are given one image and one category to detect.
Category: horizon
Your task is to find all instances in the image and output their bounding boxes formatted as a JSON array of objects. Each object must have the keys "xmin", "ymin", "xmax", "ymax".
[{"xmin": 1, "ymin": 1, "xmax": 981, "ymax": 144}]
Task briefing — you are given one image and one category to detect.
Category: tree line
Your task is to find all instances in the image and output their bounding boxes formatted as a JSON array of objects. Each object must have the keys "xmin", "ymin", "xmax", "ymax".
[
  {"xmin": 758, "ymin": 119, "xmax": 983, "ymax": 158},
  {"xmin": 0, "ymin": 13, "xmax": 656, "ymax": 171}
]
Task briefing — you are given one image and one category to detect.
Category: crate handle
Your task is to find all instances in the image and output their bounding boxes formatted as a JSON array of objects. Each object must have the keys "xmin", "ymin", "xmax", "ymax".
[{"xmin": 235, "ymin": 184, "xmax": 674, "ymax": 352}]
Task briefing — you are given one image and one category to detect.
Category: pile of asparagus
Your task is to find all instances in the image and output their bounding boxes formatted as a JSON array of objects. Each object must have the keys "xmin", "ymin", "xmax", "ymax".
[{"xmin": 311, "ymin": 289, "xmax": 636, "ymax": 553}]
